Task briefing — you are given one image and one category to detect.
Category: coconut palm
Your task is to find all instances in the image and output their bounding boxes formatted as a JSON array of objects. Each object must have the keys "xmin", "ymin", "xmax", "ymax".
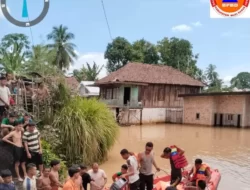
[
  {"xmin": 85, "ymin": 62, "xmax": 104, "ymax": 81},
  {"xmin": 0, "ymin": 33, "xmax": 30, "ymax": 76},
  {"xmin": 47, "ymin": 25, "xmax": 77, "ymax": 70}
]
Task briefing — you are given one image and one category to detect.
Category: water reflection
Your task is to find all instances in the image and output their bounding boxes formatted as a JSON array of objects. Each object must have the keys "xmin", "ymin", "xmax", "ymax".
[{"xmin": 100, "ymin": 124, "xmax": 250, "ymax": 190}]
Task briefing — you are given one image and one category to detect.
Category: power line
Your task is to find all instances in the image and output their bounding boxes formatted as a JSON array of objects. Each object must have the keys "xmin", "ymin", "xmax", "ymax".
[
  {"xmin": 27, "ymin": 16, "xmax": 35, "ymax": 47},
  {"xmin": 101, "ymin": 0, "xmax": 113, "ymax": 41}
]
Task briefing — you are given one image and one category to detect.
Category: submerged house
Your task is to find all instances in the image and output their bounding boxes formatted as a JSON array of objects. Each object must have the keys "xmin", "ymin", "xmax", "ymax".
[
  {"xmin": 79, "ymin": 81, "xmax": 100, "ymax": 97},
  {"xmin": 95, "ymin": 62, "xmax": 204, "ymax": 125},
  {"xmin": 179, "ymin": 92, "xmax": 250, "ymax": 128}
]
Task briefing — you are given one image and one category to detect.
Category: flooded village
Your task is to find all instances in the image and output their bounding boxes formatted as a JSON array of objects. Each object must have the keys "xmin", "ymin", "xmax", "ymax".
[{"xmin": 0, "ymin": 1, "xmax": 249, "ymax": 189}]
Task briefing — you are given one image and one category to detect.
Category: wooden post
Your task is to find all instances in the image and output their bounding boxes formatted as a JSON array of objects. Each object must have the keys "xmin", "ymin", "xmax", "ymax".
[{"xmin": 140, "ymin": 108, "xmax": 142, "ymax": 125}]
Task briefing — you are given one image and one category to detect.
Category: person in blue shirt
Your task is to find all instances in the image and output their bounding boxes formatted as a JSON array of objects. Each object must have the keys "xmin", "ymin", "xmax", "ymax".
[{"xmin": 0, "ymin": 169, "xmax": 15, "ymax": 190}]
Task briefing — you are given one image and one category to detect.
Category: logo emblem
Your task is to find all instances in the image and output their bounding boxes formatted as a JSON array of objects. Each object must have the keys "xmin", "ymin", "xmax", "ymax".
[
  {"xmin": 0, "ymin": 0, "xmax": 50, "ymax": 27},
  {"xmin": 210, "ymin": 0, "xmax": 249, "ymax": 17}
]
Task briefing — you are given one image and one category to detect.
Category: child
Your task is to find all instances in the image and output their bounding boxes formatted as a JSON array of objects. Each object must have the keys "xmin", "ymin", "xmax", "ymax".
[
  {"xmin": 2, "ymin": 120, "xmax": 25, "ymax": 181},
  {"xmin": 0, "ymin": 169, "xmax": 15, "ymax": 190},
  {"xmin": 112, "ymin": 164, "xmax": 128, "ymax": 182}
]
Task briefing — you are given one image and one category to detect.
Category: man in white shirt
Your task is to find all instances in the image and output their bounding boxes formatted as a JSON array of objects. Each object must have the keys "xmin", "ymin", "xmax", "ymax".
[
  {"xmin": 0, "ymin": 76, "xmax": 10, "ymax": 117},
  {"xmin": 88, "ymin": 163, "xmax": 107, "ymax": 190},
  {"xmin": 23, "ymin": 163, "xmax": 37, "ymax": 190},
  {"xmin": 120, "ymin": 149, "xmax": 140, "ymax": 190}
]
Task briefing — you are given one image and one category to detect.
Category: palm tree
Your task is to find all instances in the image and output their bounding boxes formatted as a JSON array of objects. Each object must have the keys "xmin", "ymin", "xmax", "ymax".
[
  {"xmin": 0, "ymin": 33, "xmax": 30, "ymax": 77},
  {"xmin": 47, "ymin": 25, "xmax": 77, "ymax": 70},
  {"xmin": 85, "ymin": 62, "xmax": 104, "ymax": 81},
  {"xmin": 25, "ymin": 45, "xmax": 60, "ymax": 76}
]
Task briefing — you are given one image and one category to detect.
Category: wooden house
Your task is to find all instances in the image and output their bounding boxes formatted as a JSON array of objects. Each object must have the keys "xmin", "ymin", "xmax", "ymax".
[{"xmin": 95, "ymin": 62, "xmax": 204, "ymax": 125}]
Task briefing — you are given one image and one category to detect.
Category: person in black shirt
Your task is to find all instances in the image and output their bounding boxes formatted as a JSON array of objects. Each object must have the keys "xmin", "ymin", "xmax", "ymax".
[
  {"xmin": 161, "ymin": 147, "xmax": 184, "ymax": 185},
  {"xmin": 80, "ymin": 164, "xmax": 92, "ymax": 190}
]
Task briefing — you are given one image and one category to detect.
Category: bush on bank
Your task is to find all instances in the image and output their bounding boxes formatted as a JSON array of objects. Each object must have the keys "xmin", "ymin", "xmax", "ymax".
[
  {"xmin": 42, "ymin": 140, "xmax": 67, "ymax": 180},
  {"xmin": 53, "ymin": 97, "xmax": 119, "ymax": 165}
]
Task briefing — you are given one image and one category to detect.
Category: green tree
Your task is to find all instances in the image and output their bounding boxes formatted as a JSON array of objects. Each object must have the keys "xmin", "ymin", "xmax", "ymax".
[
  {"xmin": 132, "ymin": 39, "xmax": 159, "ymax": 64},
  {"xmin": 72, "ymin": 69, "xmax": 86, "ymax": 82},
  {"xmin": 0, "ymin": 33, "xmax": 30, "ymax": 76},
  {"xmin": 47, "ymin": 25, "xmax": 77, "ymax": 70},
  {"xmin": 205, "ymin": 64, "xmax": 223, "ymax": 92},
  {"xmin": 84, "ymin": 62, "xmax": 103, "ymax": 81},
  {"xmin": 24, "ymin": 45, "xmax": 59, "ymax": 76},
  {"xmin": 105, "ymin": 37, "xmax": 133, "ymax": 73},
  {"xmin": 230, "ymin": 72, "xmax": 250, "ymax": 89},
  {"xmin": 157, "ymin": 37, "xmax": 200, "ymax": 78}
]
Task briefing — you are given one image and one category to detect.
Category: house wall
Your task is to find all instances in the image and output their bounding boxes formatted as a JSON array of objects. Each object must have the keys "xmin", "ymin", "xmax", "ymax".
[
  {"xmin": 139, "ymin": 84, "xmax": 200, "ymax": 108},
  {"xmin": 183, "ymin": 95, "xmax": 249, "ymax": 127},
  {"xmin": 183, "ymin": 96, "xmax": 214, "ymax": 126},
  {"xmin": 117, "ymin": 108, "xmax": 172, "ymax": 124}
]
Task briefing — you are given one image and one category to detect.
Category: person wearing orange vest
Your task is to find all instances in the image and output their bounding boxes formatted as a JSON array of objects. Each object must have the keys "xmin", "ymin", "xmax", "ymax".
[
  {"xmin": 188, "ymin": 158, "xmax": 211, "ymax": 187},
  {"xmin": 161, "ymin": 145, "xmax": 186, "ymax": 186}
]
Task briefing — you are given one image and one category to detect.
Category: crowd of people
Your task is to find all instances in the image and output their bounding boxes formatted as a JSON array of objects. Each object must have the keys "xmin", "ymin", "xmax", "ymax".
[
  {"xmin": 0, "ymin": 74, "xmax": 211, "ymax": 190},
  {"xmin": 0, "ymin": 139, "xmax": 211, "ymax": 190}
]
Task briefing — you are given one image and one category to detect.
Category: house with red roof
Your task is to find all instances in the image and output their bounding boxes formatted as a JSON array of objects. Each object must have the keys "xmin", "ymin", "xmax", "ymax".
[{"xmin": 94, "ymin": 62, "xmax": 204, "ymax": 125}]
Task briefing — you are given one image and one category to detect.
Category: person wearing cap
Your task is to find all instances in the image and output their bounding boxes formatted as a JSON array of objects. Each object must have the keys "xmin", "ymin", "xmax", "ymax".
[
  {"xmin": 1, "ymin": 113, "xmax": 17, "ymax": 137},
  {"xmin": 0, "ymin": 169, "xmax": 15, "ymax": 190},
  {"xmin": 3, "ymin": 120, "xmax": 25, "ymax": 181},
  {"xmin": 23, "ymin": 122, "xmax": 43, "ymax": 174},
  {"xmin": 0, "ymin": 76, "xmax": 11, "ymax": 118}
]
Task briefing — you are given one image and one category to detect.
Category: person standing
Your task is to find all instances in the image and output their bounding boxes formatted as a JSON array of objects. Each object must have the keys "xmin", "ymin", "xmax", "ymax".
[
  {"xmin": 120, "ymin": 149, "xmax": 140, "ymax": 190},
  {"xmin": 22, "ymin": 122, "xmax": 43, "ymax": 174},
  {"xmin": 2, "ymin": 120, "xmax": 25, "ymax": 181},
  {"xmin": 49, "ymin": 160, "xmax": 63, "ymax": 190},
  {"xmin": 161, "ymin": 146, "xmax": 186, "ymax": 185},
  {"xmin": 0, "ymin": 77, "xmax": 10, "ymax": 118},
  {"xmin": 37, "ymin": 167, "xmax": 52, "ymax": 190},
  {"xmin": 63, "ymin": 166, "xmax": 81, "ymax": 190},
  {"xmin": 138, "ymin": 142, "xmax": 160, "ymax": 190},
  {"xmin": 23, "ymin": 163, "xmax": 37, "ymax": 190},
  {"xmin": 80, "ymin": 165, "xmax": 92, "ymax": 190},
  {"xmin": 88, "ymin": 163, "xmax": 107, "ymax": 190}
]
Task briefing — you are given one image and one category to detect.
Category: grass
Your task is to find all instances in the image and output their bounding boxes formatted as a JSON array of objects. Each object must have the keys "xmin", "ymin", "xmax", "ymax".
[{"xmin": 53, "ymin": 97, "xmax": 119, "ymax": 165}]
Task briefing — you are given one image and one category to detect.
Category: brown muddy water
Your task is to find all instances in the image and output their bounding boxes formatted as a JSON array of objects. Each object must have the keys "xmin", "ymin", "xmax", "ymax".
[{"xmin": 100, "ymin": 124, "xmax": 250, "ymax": 190}]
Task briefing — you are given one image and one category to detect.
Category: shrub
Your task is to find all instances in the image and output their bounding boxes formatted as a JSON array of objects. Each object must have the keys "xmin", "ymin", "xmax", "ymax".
[
  {"xmin": 41, "ymin": 140, "xmax": 67, "ymax": 180},
  {"xmin": 53, "ymin": 97, "xmax": 119, "ymax": 165}
]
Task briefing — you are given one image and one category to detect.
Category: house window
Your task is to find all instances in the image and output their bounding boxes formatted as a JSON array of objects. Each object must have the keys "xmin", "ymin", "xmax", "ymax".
[
  {"xmin": 228, "ymin": 114, "xmax": 233, "ymax": 121},
  {"xmin": 196, "ymin": 113, "xmax": 200, "ymax": 120},
  {"xmin": 112, "ymin": 88, "xmax": 118, "ymax": 99},
  {"xmin": 106, "ymin": 89, "xmax": 112, "ymax": 99},
  {"xmin": 158, "ymin": 87, "xmax": 165, "ymax": 101},
  {"xmin": 175, "ymin": 89, "xmax": 180, "ymax": 101},
  {"xmin": 100, "ymin": 88, "xmax": 106, "ymax": 99}
]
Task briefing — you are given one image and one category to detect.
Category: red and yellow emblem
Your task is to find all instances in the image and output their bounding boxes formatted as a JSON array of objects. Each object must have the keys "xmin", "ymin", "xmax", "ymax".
[{"xmin": 210, "ymin": 0, "xmax": 249, "ymax": 17}]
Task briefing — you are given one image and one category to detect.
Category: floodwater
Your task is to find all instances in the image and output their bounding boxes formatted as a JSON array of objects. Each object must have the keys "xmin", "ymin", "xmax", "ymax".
[{"xmin": 100, "ymin": 124, "xmax": 250, "ymax": 190}]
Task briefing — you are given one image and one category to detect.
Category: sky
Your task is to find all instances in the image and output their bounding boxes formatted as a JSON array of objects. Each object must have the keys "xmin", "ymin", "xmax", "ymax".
[{"xmin": 0, "ymin": 0, "xmax": 250, "ymax": 85}]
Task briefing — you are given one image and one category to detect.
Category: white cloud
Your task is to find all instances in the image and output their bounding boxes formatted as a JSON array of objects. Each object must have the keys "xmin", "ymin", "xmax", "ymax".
[
  {"xmin": 191, "ymin": 21, "xmax": 202, "ymax": 27},
  {"xmin": 171, "ymin": 24, "xmax": 192, "ymax": 32},
  {"xmin": 68, "ymin": 52, "xmax": 107, "ymax": 79},
  {"xmin": 223, "ymin": 76, "xmax": 233, "ymax": 86}
]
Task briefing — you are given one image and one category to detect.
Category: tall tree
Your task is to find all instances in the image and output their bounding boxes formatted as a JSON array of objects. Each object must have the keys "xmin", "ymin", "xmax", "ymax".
[
  {"xmin": 132, "ymin": 39, "xmax": 159, "ymax": 64},
  {"xmin": 24, "ymin": 45, "xmax": 60, "ymax": 76},
  {"xmin": 47, "ymin": 25, "xmax": 77, "ymax": 70},
  {"xmin": 230, "ymin": 72, "xmax": 250, "ymax": 89},
  {"xmin": 205, "ymin": 64, "xmax": 223, "ymax": 92},
  {"xmin": 0, "ymin": 33, "xmax": 30, "ymax": 76},
  {"xmin": 72, "ymin": 69, "xmax": 86, "ymax": 82},
  {"xmin": 105, "ymin": 37, "xmax": 133, "ymax": 73},
  {"xmin": 157, "ymin": 37, "xmax": 200, "ymax": 78},
  {"xmin": 85, "ymin": 62, "xmax": 103, "ymax": 81}
]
